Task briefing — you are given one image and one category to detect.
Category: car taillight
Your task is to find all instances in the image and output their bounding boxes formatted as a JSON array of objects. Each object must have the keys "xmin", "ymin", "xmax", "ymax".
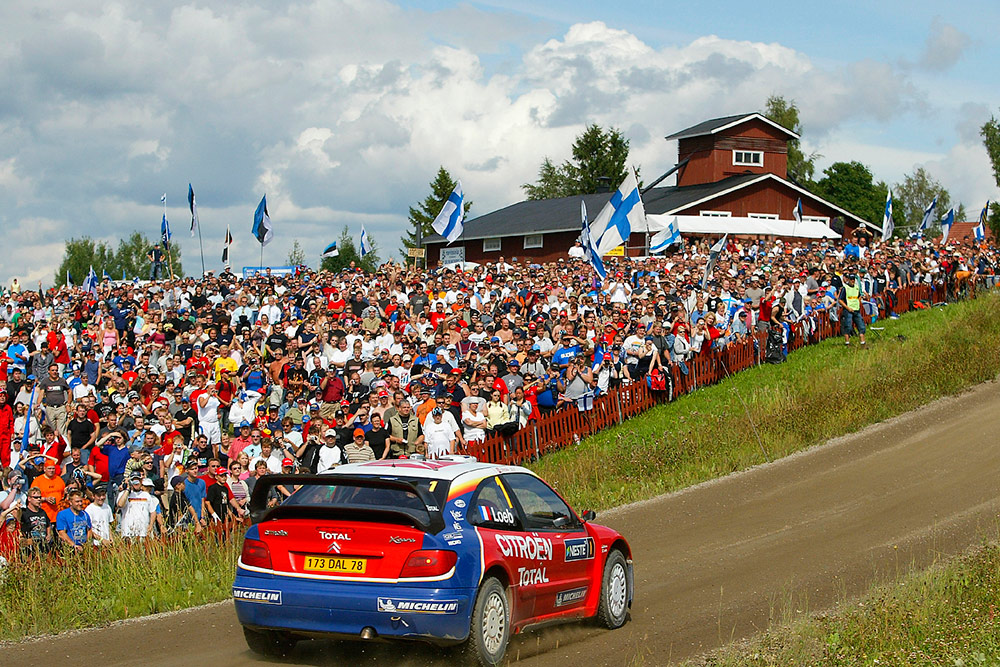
[
  {"xmin": 399, "ymin": 550, "xmax": 457, "ymax": 578},
  {"xmin": 241, "ymin": 538, "xmax": 272, "ymax": 570}
]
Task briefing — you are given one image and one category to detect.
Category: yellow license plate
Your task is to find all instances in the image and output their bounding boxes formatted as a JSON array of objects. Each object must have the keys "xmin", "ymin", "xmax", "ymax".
[{"xmin": 303, "ymin": 555, "xmax": 367, "ymax": 574}]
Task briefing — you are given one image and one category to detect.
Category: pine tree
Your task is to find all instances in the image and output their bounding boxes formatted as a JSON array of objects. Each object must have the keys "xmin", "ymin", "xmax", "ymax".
[
  {"xmin": 522, "ymin": 125, "xmax": 632, "ymax": 200},
  {"xmin": 402, "ymin": 167, "xmax": 473, "ymax": 258}
]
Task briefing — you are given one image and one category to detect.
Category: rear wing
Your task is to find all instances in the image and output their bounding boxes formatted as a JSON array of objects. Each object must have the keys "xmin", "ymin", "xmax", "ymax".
[{"xmin": 248, "ymin": 474, "xmax": 445, "ymax": 534}]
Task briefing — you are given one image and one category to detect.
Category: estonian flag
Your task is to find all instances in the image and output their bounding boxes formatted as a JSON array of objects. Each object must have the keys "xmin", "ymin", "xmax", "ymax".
[
  {"xmin": 188, "ymin": 184, "xmax": 199, "ymax": 237},
  {"xmin": 161, "ymin": 214, "xmax": 172, "ymax": 250},
  {"xmin": 360, "ymin": 224, "xmax": 373, "ymax": 258},
  {"xmin": 701, "ymin": 235, "xmax": 728, "ymax": 289},
  {"xmin": 222, "ymin": 225, "xmax": 233, "ymax": 263},
  {"xmin": 322, "ymin": 241, "xmax": 339, "ymax": 258},
  {"xmin": 252, "ymin": 195, "xmax": 273, "ymax": 246}
]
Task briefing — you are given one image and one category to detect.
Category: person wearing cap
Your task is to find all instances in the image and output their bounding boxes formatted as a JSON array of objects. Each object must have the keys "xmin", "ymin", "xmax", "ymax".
[
  {"xmin": 116, "ymin": 473, "xmax": 157, "ymax": 539},
  {"xmin": 344, "ymin": 428, "xmax": 375, "ymax": 464},
  {"xmin": 206, "ymin": 466, "xmax": 239, "ymax": 524},
  {"xmin": 83, "ymin": 485, "xmax": 113, "ymax": 545},
  {"xmin": 316, "ymin": 428, "xmax": 345, "ymax": 473},
  {"xmin": 422, "ymin": 406, "xmax": 459, "ymax": 459}
]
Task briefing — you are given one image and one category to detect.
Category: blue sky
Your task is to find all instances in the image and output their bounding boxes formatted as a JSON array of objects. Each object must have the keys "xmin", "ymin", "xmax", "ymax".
[{"xmin": 0, "ymin": 0, "xmax": 996, "ymax": 285}]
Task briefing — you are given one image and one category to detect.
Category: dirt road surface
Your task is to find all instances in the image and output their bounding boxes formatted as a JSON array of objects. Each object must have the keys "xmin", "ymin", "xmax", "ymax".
[{"xmin": 9, "ymin": 381, "xmax": 1000, "ymax": 666}]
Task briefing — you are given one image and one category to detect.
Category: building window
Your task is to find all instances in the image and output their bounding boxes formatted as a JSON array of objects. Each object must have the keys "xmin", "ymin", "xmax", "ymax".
[
  {"xmin": 748, "ymin": 213, "xmax": 778, "ymax": 220},
  {"xmin": 699, "ymin": 210, "xmax": 732, "ymax": 217},
  {"xmin": 523, "ymin": 234, "xmax": 543, "ymax": 249},
  {"xmin": 483, "ymin": 237, "xmax": 502, "ymax": 252},
  {"xmin": 733, "ymin": 150, "xmax": 763, "ymax": 167},
  {"xmin": 802, "ymin": 215, "xmax": 830, "ymax": 225}
]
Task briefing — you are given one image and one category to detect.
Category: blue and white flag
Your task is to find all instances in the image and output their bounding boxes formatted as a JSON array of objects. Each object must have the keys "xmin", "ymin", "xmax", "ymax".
[
  {"xmin": 919, "ymin": 195, "xmax": 937, "ymax": 232},
  {"xmin": 939, "ymin": 208, "xmax": 954, "ymax": 244},
  {"xmin": 188, "ymin": 183, "xmax": 199, "ymax": 237},
  {"xmin": 580, "ymin": 200, "xmax": 606, "ymax": 281},
  {"xmin": 65, "ymin": 270, "xmax": 72, "ymax": 286},
  {"xmin": 360, "ymin": 224, "xmax": 373, "ymax": 258},
  {"xmin": 252, "ymin": 195, "xmax": 273, "ymax": 246},
  {"xmin": 160, "ymin": 193, "xmax": 166, "ymax": 204},
  {"xmin": 82, "ymin": 265, "xmax": 98, "ymax": 296},
  {"xmin": 431, "ymin": 181, "xmax": 465, "ymax": 245},
  {"xmin": 592, "ymin": 168, "xmax": 646, "ymax": 257},
  {"xmin": 701, "ymin": 234, "xmax": 727, "ymax": 289},
  {"xmin": 649, "ymin": 216, "xmax": 681, "ymax": 254},
  {"xmin": 973, "ymin": 201, "xmax": 989, "ymax": 242},
  {"xmin": 161, "ymin": 214, "xmax": 172, "ymax": 250},
  {"xmin": 881, "ymin": 189, "xmax": 894, "ymax": 241},
  {"xmin": 322, "ymin": 241, "xmax": 339, "ymax": 258}
]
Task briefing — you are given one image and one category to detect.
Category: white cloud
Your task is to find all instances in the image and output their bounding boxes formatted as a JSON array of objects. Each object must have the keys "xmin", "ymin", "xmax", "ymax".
[
  {"xmin": 919, "ymin": 17, "xmax": 969, "ymax": 71},
  {"xmin": 0, "ymin": 3, "xmax": 982, "ymax": 285}
]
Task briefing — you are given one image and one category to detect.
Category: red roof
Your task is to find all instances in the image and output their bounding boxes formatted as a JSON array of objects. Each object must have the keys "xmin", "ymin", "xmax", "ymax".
[{"xmin": 949, "ymin": 221, "xmax": 994, "ymax": 242}]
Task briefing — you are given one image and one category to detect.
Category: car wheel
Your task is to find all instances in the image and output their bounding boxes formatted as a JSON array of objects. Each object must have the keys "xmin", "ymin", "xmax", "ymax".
[
  {"xmin": 597, "ymin": 549, "xmax": 630, "ymax": 629},
  {"xmin": 243, "ymin": 626, "xmax": 296, "ymax": 657},
  {"xmin": 464, "ymin": 577, "xmax": 510, "ymax": 666}
]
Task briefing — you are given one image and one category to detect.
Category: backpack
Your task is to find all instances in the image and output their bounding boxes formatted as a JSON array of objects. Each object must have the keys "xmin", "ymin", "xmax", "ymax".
[
  {"xmin": 645, "ymin": 368, "xmax": 674, "ymax": 400},
  {"xmin": 764, "ymin": 324, "xmax": 785, "ymax": 364}
]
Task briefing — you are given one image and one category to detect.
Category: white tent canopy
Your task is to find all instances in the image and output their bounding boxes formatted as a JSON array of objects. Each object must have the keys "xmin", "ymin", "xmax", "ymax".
[{"xmin": 645, "ymin": 214, "xmax": 841, "ymax": 239}]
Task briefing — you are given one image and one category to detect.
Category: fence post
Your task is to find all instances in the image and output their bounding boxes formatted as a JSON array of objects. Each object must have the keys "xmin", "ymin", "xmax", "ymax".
[{"xmin": 615, "ymin": 388, "xmax": 624, "ymax": 424}]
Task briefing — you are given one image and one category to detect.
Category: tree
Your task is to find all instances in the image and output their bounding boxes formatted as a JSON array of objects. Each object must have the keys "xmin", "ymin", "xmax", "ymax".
[
  {"xmin": 321, "ymin": 225, "xmax": 380, "ymax": 274},
  {"xmin": 814, "ymin": 161, "xmax": 890, "ymax": 230},
  {"xmin": 54, "ymin": 232, "xmax": 183, "ymax": 286},
  {"xmin": 981, "ymin": 112, "xmax": 1000, "ymax": 237},
  {"xmin": 522, "ymin": 124, "xmax": 632, "ymax": 200},
  {"xmin": 892, "ymin": 167, "xmax": 952, "ymax": 234},
  {"xmin": 762, "ymin": 95, "xmax": 818, "ymax": 185},
  {"xmin": 286, "ymin": 240, "xmax": 306, "ymax": 267},
  {"xmin": 403, "ymin": 167, "xmax": 473, "ymax": 259}
]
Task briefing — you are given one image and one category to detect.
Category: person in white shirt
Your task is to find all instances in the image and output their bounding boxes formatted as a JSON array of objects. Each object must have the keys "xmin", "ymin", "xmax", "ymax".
[
  {"xmin": 85, "ymin": 486, "xmax": 114, "ymax": 545},
  {"xmin": 422, "ymin": 407, "xmax": 459, "ymax": 459},
  {"xmin": 71, "ymin": 374, "xmax": 97, "ymax": 401},
  {"xmin": 117, "ymin": 476, "xmax": 157, "ymax": 539},
  {"xmin": 316, "ymin": 429, "xmax": 344, "ymax": 473},
  {"xmin": 197, "ymin": 384, "xmax": 222, "ymax": 446}
]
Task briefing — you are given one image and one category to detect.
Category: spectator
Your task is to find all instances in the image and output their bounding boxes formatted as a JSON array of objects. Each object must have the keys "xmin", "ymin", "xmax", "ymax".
[
  {"xmin": 423, "ymin": 407, "xmax": 458, "ymax": 459},
  {"xmin": 55, "ymin": 489, "xmax": 92, "ymax": 551}
]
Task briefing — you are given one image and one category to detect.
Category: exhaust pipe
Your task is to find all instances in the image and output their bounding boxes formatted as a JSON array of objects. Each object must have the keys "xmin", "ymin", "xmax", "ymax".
[{"xmin": 360, "ymin": 627, "xmax": 377, "ymax": 640}]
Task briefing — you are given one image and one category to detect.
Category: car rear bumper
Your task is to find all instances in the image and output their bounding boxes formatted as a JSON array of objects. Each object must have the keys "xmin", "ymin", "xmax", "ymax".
[{"xmin": 233, "ymin": 568, "xmax": 474, "ymax": 643}]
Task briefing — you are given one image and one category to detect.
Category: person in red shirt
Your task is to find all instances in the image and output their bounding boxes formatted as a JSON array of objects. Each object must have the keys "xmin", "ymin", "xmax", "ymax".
[
  {"xmin": 185, "ymin": 343, "xmax": 210, "ymax": 377},
  {"xmin": 120, "ymin": 360, "xmax": 138, "ymax": 388},
  {"xmin": 47, "ymin": 329, "xmax": 71, "ymax": 371},
  {"xmin": 327, "ymin": 289, "xmax": 347, "ymax": 319}
]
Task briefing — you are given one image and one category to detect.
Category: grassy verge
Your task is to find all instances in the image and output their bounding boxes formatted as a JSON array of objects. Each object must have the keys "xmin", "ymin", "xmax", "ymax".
[
  {"xmin": 531, "ymin": 290, "xmax": 1000, "ymax": 511},
  {"xmin": 0, "ymin": 531, "xmax": 241, "ymax": 641},
  {"xmin": 689, "ymin": 534, "xmax": 1000, "ymax": 666}
]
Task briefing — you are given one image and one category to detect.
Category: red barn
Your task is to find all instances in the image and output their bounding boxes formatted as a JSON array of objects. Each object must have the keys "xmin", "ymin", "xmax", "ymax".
[{"xmin": 425, "ymin": 113, "xmax": 878, "ymax": 266}]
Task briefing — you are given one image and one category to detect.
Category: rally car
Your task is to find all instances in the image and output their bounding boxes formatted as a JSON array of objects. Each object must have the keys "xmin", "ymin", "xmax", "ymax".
[{"xmin": 232, "ymin": 456, "xmax": 634, "ymax": 665}]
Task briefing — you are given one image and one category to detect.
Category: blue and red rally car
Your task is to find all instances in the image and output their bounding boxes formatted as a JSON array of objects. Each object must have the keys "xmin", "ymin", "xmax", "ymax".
[{"xmin": 233, "ymin": 457, "xmax": 634, "ymax": 665}]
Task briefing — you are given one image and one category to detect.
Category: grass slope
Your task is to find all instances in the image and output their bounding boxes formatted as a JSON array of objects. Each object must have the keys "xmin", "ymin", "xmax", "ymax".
[
  {"xmin": 531, "ymin": 291, "xmax": 1000, "ymax": 512},
  {"xmin": 691, "ymin": 534, "xmax": 1000, "ymax": 666}
]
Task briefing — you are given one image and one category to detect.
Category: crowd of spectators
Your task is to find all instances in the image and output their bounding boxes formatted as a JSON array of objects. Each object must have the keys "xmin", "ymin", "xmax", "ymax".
[{"xmin": 0, "ymin": 231, "xmax": 995, "ymax": 559}]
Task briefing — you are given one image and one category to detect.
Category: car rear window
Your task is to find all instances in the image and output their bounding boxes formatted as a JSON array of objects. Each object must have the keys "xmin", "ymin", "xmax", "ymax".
[{"xmin": 283, "ymin": 476, "xmax": 450, "ymax": 526}]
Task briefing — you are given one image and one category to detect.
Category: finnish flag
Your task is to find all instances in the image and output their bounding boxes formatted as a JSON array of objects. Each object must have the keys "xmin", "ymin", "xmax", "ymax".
[
  {"xmin": 431, "ymin": 181, "xmax": 465, "ymax": 244},
  {"xmin": 701, "ymin": 235, "xmax": 727, "ymax": 289},
  {"xmin": 919, "ymin": 196, "xmax": 937, "ymax": 232},
  {"xmin": 592, "ymin": 168, "xmax": 645, "ymax": 257},
  {"xmin": 973, "ymin": 201, "xmax": 989, "ymax": 242},
  {"xmin": 252, "ymin": 194, "xmax": 273, "ymax": 246},
  {"xmin": 939, "ymin": 208, "xmax": 954, "ymax": 244},
  {"xmin": 881, "ymin": 189, "xmax": 894, "ymax": 241},
  {"xmin": 650, "ymin": 216, "xmax": 681, "ymax": 254}
]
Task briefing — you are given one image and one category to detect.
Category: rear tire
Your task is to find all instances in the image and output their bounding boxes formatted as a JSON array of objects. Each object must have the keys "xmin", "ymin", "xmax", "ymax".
[
  {"xmin": 597, "ymin": 550, "xmax": 630, "ymax": 629},
  {"xmin": 464, "ymin": 577, "xmax": 509, "ymax": 666},
  {"xmin": 243, "ymin": 626, "xmax": 296, "ymax": 657}
]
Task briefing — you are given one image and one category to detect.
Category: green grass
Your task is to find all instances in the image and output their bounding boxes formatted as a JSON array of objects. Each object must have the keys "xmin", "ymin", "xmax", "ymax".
[
  {"xmin": 531, "ymin": 290, "xmax": 1000, "ymax": 512},
  {"xmin": 0, "ymin": 530, "xmax": 241, "ymax": 641},
  {"xmin": 690, "ymin": 533, "xmax": 1000, "ymax": 666}
]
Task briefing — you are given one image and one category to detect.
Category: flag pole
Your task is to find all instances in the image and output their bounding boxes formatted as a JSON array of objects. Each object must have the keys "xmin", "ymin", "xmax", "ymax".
[{"xmin": 197, "ymin": 221, "xmax": 205, "ymax": 277}]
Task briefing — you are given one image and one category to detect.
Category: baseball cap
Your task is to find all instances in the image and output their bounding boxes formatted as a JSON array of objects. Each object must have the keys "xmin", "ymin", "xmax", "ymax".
[
  {"xmin": 353, "ymin": 428, "xmax": 365, "ymax": 438},
  {"xmin": 142, "ymin": 478, "xmax": 155, "ymax": 487},
  {"xmin": 281, "ymin": 458, "xmax": 294, "ymax": 467},
  {"xmin": 431, "ymin": 406, "xmax": 443, "ymax": 415},
  {"xmin": 324, "ymin": 428, "xmax": 338, "ymax": 437}
]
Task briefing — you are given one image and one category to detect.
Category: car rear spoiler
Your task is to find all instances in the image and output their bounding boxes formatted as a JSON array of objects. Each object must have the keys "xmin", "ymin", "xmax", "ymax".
[{"xmin": 248, "ymin": 474, "xmax": 445, "ymax": 534}]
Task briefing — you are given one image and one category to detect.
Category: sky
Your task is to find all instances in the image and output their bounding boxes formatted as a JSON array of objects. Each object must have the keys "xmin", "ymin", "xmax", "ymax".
[{"xmin": 2, "ymin": 0, "xmax": 998, "ymax": 285}]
